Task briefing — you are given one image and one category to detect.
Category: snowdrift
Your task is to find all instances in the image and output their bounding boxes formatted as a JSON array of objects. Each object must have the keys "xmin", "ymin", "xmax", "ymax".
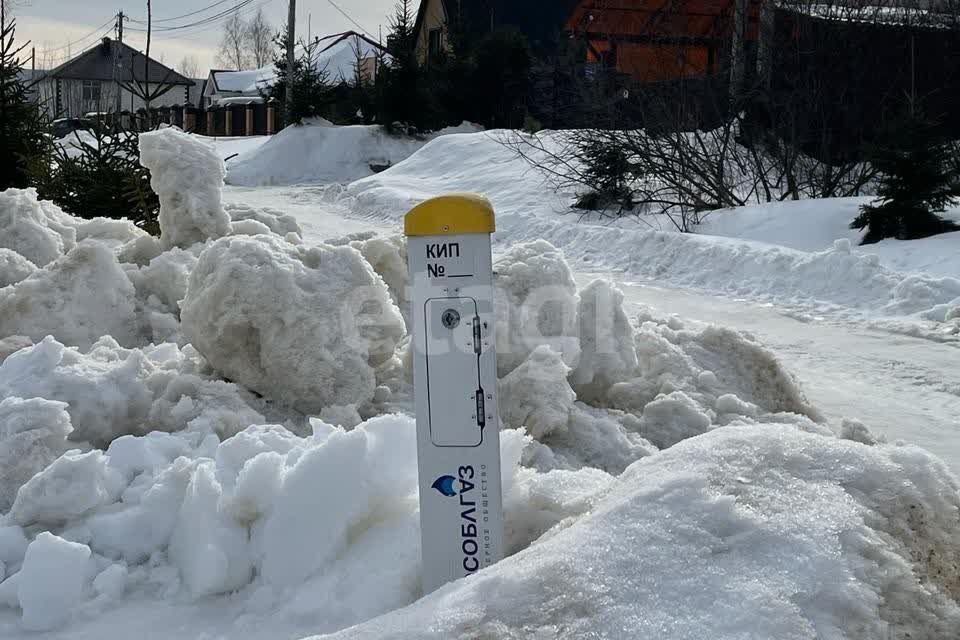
[
  {"xmin": 315, "ymin": 424, "xmax": 960, "ymax": 640},
  {"xmin": 225, "ymin": 121, "xmax": 482, "ymax": 187},
  {"xmin": 1, "ymin": 127, "xmax": 959, "ymax": 639},
  {"xmin": 341, "ymin": 132, "xmax": 960, "ymax": 330}
]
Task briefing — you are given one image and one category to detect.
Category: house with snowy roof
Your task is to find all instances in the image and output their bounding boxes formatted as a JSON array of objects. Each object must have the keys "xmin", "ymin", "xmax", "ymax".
[
  {"xmin": 202, "ymin": 31, "xmax": 386, "ymax": 108},
  {"xmin": 31, "ymin": 37, "xmax": 194, "ymax": 118}
]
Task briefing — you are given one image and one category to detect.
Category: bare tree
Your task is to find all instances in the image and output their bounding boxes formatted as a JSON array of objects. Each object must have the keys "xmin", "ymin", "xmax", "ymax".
[
  {"xmin": 246, "ymin": 8, "xmax": 272, "ymax": 68},
  {"xmin": 178, "ymin": 55, "xmax": 199, "ymax": 79},
  {"xmin": 216, "ymin": 12, "xmax": 249, "ymax": 70}
]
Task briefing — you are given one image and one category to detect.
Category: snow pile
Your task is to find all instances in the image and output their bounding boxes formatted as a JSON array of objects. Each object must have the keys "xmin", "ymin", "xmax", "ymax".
[
  {"xmin": 0, "ymin": 188, "xmax": 76, "ymax": 267},
  {"xmin": 225, "ymin": 121, "xmax": 482, "ymax": 187},
  {"xmin": 0, "ymin": 416, "xmax": 596, "ymax": 635},
  {"xmin": 0, "ymin": 243, "xmax": 139, "ymax": 350},
  {"xmin": 0, "ymin": 336, "xmax": 264, "ymax": 448},
  {"xmin": 181, "ymin": 234, "xmax": 405, "ymax": 413},
  {"xmin": 139, "ymin": 128, "xmax": 231, "ymax": 250},
  {"xmin": 317, "ymin": 424, "xmax": 960, "ymax": 640}
]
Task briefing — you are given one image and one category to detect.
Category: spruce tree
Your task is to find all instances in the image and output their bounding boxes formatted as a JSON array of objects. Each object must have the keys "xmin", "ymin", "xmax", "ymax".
[
  {"xmin": 266, "ymin": 27, "xmax": 332, "ymax": 125},
  {"xmin": 851, "ymin": 115, "xmax": 960, "ymax": 244},
  {"xmin": 378, "ymin": 0, "xmax": 432, "ymax": 131},
  {"xmin": 0, "ymin": 3, "xmax": 51, "ymax": 190}
]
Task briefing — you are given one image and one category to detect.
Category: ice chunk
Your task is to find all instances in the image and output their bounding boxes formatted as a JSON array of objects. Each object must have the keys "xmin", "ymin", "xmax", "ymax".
[
  {"xmin": 168, "ymin": 461, "xmax": 252, "ymax": 598},
  {"xmin": 181, "ymin": 234, "xmax": 404, "ymax": 413},
  {"xmin": 17, "ymin": 532, "xmax": 93, "ymax": 631},
  {"xmin": 0, "ymin": 188, "xmax": 76, "ymax": 267},
  {"xmin": 138, "ymin": 128, "xmax": 231, "ymax": 249},
  {"xmin": 10, "ymin": 450, "xmax": 123, "ymax": 526},
  {"xmin": 0, "ymin": 396, "xmax": 73, "ymax": 511}
]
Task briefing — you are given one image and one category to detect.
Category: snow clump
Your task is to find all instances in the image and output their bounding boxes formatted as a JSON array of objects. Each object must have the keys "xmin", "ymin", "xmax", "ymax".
[
  {"xmin": 494, "ymin": 239, "xmax": 580, "ymax": 377},
  {"xmin": 0, "ymin": 249, "xmax": 36, "ymax": 288},
  {"xmin": 0, "ymin": 336, "xmax": 265, "ymax": 447},
  {"xmin": 0, "ymin": 243, "xmax": 139, "ymax": 350},
  {"xmin": 181, "ymin": 234, "xmax": 405, "ymax": 413},
  {"xmin": 138, "ymin": 128, "xmax": 231, "ymax": 250},
  {"xmin": 0, "ymin": 188, "xmax": 76, "ymax": 267},
  {"xmin": 0, "ymin": 397, "xmax": 73, "ymax": 511}
]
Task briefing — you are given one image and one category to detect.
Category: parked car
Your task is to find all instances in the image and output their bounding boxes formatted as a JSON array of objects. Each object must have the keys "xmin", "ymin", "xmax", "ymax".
[{"xmin": 50, "ymin": 117, "xmax": 98, "ymax": 139}]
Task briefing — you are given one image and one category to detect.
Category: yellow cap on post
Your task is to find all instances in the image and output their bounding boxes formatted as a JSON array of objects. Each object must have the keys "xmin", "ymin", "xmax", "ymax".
[{"xmin": 404, "ymin": 193, "xmax": 496, "ymax": 237}]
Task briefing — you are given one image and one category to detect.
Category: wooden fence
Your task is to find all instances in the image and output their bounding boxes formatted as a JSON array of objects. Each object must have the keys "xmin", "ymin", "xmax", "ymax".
[{"xmin": 106, "ymin": 99, "xmax": 283, "ymax": 137}]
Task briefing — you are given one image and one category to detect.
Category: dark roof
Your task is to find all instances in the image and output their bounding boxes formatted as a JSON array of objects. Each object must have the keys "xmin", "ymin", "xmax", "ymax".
[
  {"xmin": 314, "ymin": 30, "xmax": 386, "ymax": 56},
  {"xmin": 44, "ymin": 38, "xmax": 193, "ymax": 86}
]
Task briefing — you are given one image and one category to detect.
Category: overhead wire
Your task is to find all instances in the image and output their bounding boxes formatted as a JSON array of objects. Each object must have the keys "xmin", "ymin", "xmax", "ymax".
[
  {"xmin": 125, "ymin": 0, "xmax": 260, "ymax": 33},
  {"xmin": 36, "ymin": 24, "xmax": 115, "ymax": 67},
  {"xmin": 325, "ymin": 0, "xmax": 378, "ymax": 40},
  {"xmin": 35, "ymin": 18, "xmax": 115, "ymax": 55}
]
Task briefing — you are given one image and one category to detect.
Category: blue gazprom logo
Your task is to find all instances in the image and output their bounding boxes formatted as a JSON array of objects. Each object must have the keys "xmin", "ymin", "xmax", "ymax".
[
  {"xmin": 430, "ymin": 467, "xmax": 481, "ymax": 576},
  {"xmin": 431, "ymin": 475, "xmax": 458, "ymax": 497}
]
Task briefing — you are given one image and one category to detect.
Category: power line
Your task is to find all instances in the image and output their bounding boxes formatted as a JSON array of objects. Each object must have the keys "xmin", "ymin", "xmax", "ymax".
[
  {"xmin": 35, "ymin": 18, "xmax": 114, "ymax": 55},
  {"xmin": 141, "ymin": 0, "xmax": 275, "ymax": 42},
  {"xmin": 325, "ymin": 0, "xmax": 377, "ymax": 40},
  {"xmin": 126, "ymin": 0, "xmax": 259, "ymax": 33},
  {"xmin": 130, "ymin": 0, "xmax": 236, "ymax": 24}
]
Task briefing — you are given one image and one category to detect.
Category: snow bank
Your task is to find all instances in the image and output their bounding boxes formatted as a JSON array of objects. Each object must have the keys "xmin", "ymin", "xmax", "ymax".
[
  {"xmin": 0, "ymin": 188, "xmax": 76, "ymax": 267},
  {"xmin": 181, "ymin": 234, "xmax": 405, "ymax": 413},
  {"xmin": 315, "ymin": 425, "xmax": 960, "ymax": 640},
  {"xmin": 139, "ymin": 128, "xmax": 231, "ymax": 250},
  {"xmin": 225, "ymin": 122, "xmax": 481, "ymax": 187},
  {"xmin": 0, "ymin": 243, "xmax": 139, "ymax": 350},
  {"xmin": 343, "ymin": 132, "xmax": 960, "ymax": 325}
]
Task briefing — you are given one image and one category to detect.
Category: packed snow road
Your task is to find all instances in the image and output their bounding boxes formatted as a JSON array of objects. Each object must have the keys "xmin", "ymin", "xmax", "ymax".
[{"xmin": 588, "ymin": 275, "xmax": 960, "ymax": 473}]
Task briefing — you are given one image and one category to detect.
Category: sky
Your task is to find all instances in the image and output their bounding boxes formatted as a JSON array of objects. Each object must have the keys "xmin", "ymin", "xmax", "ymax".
[{"xmin": 10, "ymin": 0, "xmax": 398, "ymax": 75}]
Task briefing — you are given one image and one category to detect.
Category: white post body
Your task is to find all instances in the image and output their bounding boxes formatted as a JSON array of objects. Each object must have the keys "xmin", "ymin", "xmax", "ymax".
[{"xmin": 405, "ymin": 195, "xmax": 504, "ymax": 594}]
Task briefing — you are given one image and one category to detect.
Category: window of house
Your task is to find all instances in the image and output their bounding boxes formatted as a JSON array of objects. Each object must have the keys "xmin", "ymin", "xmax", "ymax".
[
  {"xmin": 81, "ymin": 80, "xmax": 101, "ymax": 102},
  {"xmin": 428, "ymin": 28, "xmax": 443, "ymax": 63}
]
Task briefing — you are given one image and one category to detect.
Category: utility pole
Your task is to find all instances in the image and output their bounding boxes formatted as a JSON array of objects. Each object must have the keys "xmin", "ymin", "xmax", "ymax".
[
  {"xmin": 115, "ymin": 10, "xmax": 125, "ymax": 115},
  {"xmin": 285, "ymin": 0, "xmax": 296, "ymax": 124}
]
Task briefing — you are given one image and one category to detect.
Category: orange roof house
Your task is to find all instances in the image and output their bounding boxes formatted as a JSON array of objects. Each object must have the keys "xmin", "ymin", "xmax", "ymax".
[{"xmin": 564, "ymin": 0, "xmax": 762, "ymax": 83}]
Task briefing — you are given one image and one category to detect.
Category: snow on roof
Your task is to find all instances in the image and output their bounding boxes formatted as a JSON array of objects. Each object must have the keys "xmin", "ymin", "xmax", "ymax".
[
  {"xmin": 307, "ymin": 32, "xmax": 387, "ymax": 84},
  {"xmin": 208, "ymin": 31, "xmax": 387, "ymax": 96},
  {"xmin": 209, "ymin": 66, "xmax": 276, "ymax": 95}
]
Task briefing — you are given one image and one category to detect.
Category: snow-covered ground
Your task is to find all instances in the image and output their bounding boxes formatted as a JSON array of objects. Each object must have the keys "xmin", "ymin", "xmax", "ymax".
[{"xmin": 1, "ymin": 124, "xmax": 959, "ymax": 639}]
